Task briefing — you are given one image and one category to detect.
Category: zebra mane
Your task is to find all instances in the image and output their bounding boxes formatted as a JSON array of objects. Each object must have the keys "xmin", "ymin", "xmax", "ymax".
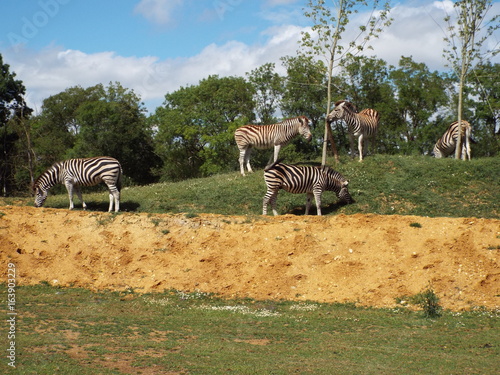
[
  {"xmin": 335, "ymin": 100, "xmax": 358, "ymax": 113},
  {"xmin": 33, "ymin": 162, "xmax": 61, "ymax": 189},
  {"xmin": 278, "ymin": 115, "xmax": 309, "ymax": 125}
]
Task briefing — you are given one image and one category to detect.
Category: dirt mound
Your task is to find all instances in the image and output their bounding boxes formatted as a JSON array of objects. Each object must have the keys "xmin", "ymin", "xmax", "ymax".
[{"xmin": 1, "ymin": 206, "xmax": 499, "ymax": 311}]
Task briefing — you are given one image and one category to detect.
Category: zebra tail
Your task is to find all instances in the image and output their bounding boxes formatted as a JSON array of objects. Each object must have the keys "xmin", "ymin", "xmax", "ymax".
[
  {"xmin": 117, "ymin": 166, "xmax": 123, "ymax": 192},
  {"xmin": 264, "ymin": 157, "xmax": 285, "ymax": 171}
]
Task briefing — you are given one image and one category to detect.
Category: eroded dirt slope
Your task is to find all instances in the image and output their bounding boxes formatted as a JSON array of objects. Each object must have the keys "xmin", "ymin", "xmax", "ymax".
[{"xmin": 1, "ymin": 206, "xmax": 499, "ymax": 311}]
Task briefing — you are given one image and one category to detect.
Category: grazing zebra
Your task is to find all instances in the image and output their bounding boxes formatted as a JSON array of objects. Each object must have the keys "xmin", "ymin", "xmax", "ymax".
[
  {"xmin": 33, "ymin": 156, "xmax": 122, "ymax": 212},
  {"xmin": 262, "ymin": 160, "xmax": 353, "ymax": 216},
  {"xmin": 234, "ymin": 116, "xmax": 312, "ymax": 176},
  {"xmin": 433, "ymin": 120, "xmax": 472, "ymax": 160},
  {"xmin": 326, "ymin": 100, "xmax": 380, "ymax": 161}
]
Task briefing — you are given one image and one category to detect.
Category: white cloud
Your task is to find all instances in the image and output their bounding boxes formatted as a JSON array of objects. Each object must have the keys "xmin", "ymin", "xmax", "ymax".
[
  {"xmin": 433, "ymin": 0, "xmax": 455, "ymax": 13},
  {"xmin": 133, "ymin": 0, "xmax": 183, "ymax": 26}
]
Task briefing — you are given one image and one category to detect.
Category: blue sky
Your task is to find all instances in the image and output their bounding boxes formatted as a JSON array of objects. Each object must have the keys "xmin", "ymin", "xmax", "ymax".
[{"xmin": 1, "ymin": 0, "xmax": 499, "ymax": 114}]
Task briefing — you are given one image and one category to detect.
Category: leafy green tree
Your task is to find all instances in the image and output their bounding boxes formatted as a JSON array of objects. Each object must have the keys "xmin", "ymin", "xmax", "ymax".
[
  {"xmin": 32, "ymin": 85, "xmax": 102, "ymax": 167},
  {"xmin": 465, "ymin": 62, "xmax": 500, "ymax": 156},
  {"xmin": 246, "ymin": 63, "xmax": 282, "ymax": 124},
  {"xmin": 0, "ymin": 54, "xmax": 32, "ymax": 195},
  {"xmin": 71, "ymin": 82, "xmax": 160, "ymax": 184},
  {"xmin": 153, "ymin": 75, "xmax": 255, "ymax": 180},
  {"xmin": 281, "ymin": 55, "xmax": 327, "ymax": 124},
  {"xmin": 279, "ymin": 55, "xmax": 328, "ymax": 160},
  {"xmin": 389, "ymin": 56, "xmax": 451, "ymax": 154},
  {"xmin": 300, "ymin": 0, "xmax": 392, "ymax": 164},
  {"xmin": 33, "ymin": 82, "xmax": 159, "ymax": 184},
  {"xmin": 443, "ymin": 0, "xmax": 499, "ymax": 158}
]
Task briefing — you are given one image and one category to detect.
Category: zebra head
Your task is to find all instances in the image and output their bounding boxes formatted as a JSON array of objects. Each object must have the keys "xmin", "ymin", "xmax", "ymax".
[
  {"xmin": 33, "ymin": 184, "xmax": 48, "ymax": 207},
  {"xmin": 323, "ymin": 166, "xmax": 354, "ymax": 204},
  {"xmin": 338, "ymin": 181, "xmax": 354, "ymax": 204},
  {"xmin": 326, "ymin": 100, "xmax": 357, "ymax": 123},
  {"xmin": 298, "ymin": 116, "xmax": 313, "ymax": 142}
]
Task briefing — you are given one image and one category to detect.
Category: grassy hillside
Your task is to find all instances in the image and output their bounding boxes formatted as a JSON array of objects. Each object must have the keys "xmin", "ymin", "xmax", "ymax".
[{"xmin": 5, "ymin": 155, "xmax": 499, "ymax": 218}]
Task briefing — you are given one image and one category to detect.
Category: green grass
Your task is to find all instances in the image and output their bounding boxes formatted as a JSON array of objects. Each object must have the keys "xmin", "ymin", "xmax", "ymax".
[
  {"xmin": 3, "ymin": 284, "xmax": 499, "ymax": 374},
  {"xmin": 5, "ymin": 155, "xmax": 499, "ymax": 218}
]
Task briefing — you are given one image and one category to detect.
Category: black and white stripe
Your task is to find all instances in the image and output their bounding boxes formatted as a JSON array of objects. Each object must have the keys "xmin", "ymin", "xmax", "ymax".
[
  {"xmin": 326, "ymin": 100, "xmax": 380, "ymax": 161},
  {"xmin": 33, "ymin": 156, "xmax": 122, "ymax": 212},
  {"xmin": 235, "ymin": 116, "xmax": 312, "ymax": 176},
  {"xmin": 262, "ymin": 161, "xmax": 353, "ymax": 216},
  {"xmin": 433, "ymin": 120, "xmax": 472, "ymax": 160}
]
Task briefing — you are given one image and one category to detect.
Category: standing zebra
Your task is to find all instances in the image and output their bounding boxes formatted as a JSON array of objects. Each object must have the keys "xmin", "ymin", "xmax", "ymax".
[
  {"xmin": 433, "ymin": 120, "xmax": 472, "ymax": 160},
  {"xmin": 33, "ymin": 156, "xmax": 122, "ymax": 212},
  {"xmin": 234, "ymin": 116, "xmax": 312, "ymax": 176},
  {"xmin": 326, "ymin": 100, "xmax": 380, "ymax": 161},
  {"xmin": 263, "ymin": 160, "xmax": 353, "ymax": 216}
]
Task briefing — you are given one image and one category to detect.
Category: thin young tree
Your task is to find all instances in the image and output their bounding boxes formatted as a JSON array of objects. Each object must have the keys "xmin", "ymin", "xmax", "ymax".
[
  {"xmin": 299, "ymin": 0, "xmax": 392, "ymax": 165},
  {"xmin": 443, "ymin": 0, "xmax": 499, "ymax": 159}
]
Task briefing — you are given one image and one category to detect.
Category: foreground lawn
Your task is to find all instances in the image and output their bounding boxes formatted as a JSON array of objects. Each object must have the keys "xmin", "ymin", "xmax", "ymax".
[{"xmin": 2, "ymin": 284, "xmax": 499, "ymax": 374}]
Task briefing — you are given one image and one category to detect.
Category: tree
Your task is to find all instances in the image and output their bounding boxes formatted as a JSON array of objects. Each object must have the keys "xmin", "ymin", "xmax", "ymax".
[
  {"xmin": 33, "ymin": 82, "xmax": 159, "ymax": 184},
  {"xmin": 281, "ymin": 55, "xmax": 327, "ymax": 124},
  {"xmin": 72, "ymin": 82, "xmax": 160, "ymax": 184},
  {"xmin": 299, "ymin": 0, "xmax": 392, "ymax": 165},
  {"xmin": 465, "ymin": 62, "xmax": 500, "ymax": 156},
  {"xmin": 32, "ymin": 85, "xmax": 102, "ymax": 167},
  {"xmin": 389, "ymin": 56, "xmax": 451, "ymax": 154},
  {"xmin": 443, "ymin": 0, "xmax": 499, "ymax": 159},
  {"xmin": 246, "ymin": 63, "xmax": 282, "ymax": 124},
  {"xmin": 0, "ymin": 54, "xmax": 32, "ymax": 195},
  {"xmin": 153, "ymin": 75, "xmax": 255, "ymax": 180}
]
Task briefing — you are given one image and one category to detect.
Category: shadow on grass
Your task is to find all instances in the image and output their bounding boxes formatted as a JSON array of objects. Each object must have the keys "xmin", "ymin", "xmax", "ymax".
[{"xmin": 288, "ymin": 200, "xmax": 354, "ymax": 216}]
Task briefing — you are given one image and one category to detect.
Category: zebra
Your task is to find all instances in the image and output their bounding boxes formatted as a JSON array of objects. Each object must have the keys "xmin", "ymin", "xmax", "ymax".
[
  {"xmin": 326, "ymin": 100, "xmax": 380, "ymax": 161},
  {"xmin": 33, "ymin": 156, "xmax": 122, "ymax": 212},
  {"xmin": 262, "ymin": 160, "xmax": 353, "ymax": 216},
  {"xmin": 234, "ymin": 116, "xmax": 312, "ymax": 176},
  {"xmin": 433, "ymin": 120, "xmax": 472, "ymax": 160}
]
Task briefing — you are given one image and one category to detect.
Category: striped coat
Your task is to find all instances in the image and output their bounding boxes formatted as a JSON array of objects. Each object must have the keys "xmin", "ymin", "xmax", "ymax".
[
  {"xmin": 234, "ymin": 116, "xmax": 312, "ymax": 176},
  {"xmin": 326, "ymin": 100, "xmax": 380, "ymax": 161},
  {"xmin": 33, "ymin": 156, "xmax": 122, "ymax": 212},
  {"xmin": 263, "ymin": 161, "xmax": 353, "ymax": 216},
  {"xmin": 433, "ymin": 120, "xmax": 472, "ymax": 160}
]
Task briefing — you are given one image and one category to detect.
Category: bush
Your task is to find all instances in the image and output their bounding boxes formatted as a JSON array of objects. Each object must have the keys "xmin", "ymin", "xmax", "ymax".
[{"xmin": 409, "ymin": 284, "xmax": 443, "ymax": 318}]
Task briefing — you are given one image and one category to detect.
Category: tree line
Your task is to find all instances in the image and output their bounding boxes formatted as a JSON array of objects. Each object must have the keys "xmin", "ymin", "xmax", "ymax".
[{"xmin": 1, "ymin": 52, "xmax": 499, "ymax": 195}]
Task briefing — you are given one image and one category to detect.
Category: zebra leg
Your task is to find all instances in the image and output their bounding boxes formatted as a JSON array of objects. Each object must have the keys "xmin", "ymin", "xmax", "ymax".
[
  {"xmin": 65, "ymin": 182, "xmax": 75, "ymax": 210},
  {"xmin": 348, "ymin": 133, "xmax": 356, "ymax": 159},
  {"xmin": 305, "ymin": 193, "xmax": 313, "ymax": 215},
  {"xmin": 105, "ymin": 182, "xmax": 120, "ymax": 212},
  {"xmin": 358, "ymin": 134, "xmax": 364, "ymax": 162},
  {"xmin": 273, "ymin": 144, "xmax": 281, "ymax": 162},
  {"xmin": 264, "ymin": 190, "xmax": 279, "ymax": 216},
  {"xmin": 463, "ymin": 139, "xmax": 471, "ymax": 160},
  {"xmin": 313, "ymin": 190, "xmax": 323, "ymax": 216},
  {"xmin": 108, "ymin": 191, "xmax": 120, "ymax": 212},
  {"xmin": 245, "ymin": 148, "xmax": 254, "ymax": 174},
  {"xmin": 74, "ymin": 186, "xmax": 87, "ymax": 210},
  {"xmin": 263, "ymin": 189, "xmax": 275, "ymax": 215},
  {"xmin": 239, "ymin": 149, "xmax": 247, "ymax": 176}
]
